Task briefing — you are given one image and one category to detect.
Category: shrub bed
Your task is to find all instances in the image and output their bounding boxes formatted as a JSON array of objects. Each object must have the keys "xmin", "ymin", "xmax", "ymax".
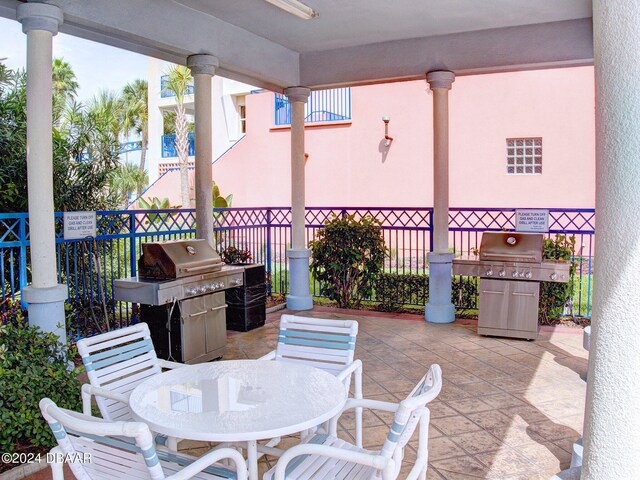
[
  {"xmin": 375, "ymin": 273, "xmax": 478, "ymax": 312},
  {"xmin": 0, "ymin": 302, "xmax": 82, "ymax": 457}
]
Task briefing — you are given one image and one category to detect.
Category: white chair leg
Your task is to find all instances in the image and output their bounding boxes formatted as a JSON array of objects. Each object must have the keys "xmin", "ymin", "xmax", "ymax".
[
  {"xmin": 48, "ymin": 446, "xmax": 65, "ymax": 480},
  {"xmin": 354, "ymin": 364, "xmax": 363, "ymax": 448},
  {"xmin": 167, "ymin": 436, "xmax": 179, "ymax": 452}
]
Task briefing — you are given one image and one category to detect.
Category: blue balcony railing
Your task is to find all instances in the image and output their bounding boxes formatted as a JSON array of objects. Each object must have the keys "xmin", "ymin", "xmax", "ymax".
[
  {"xmin": 161, "ymin": 132, "xmax": 195, "ymax": 158},
  {"xmin": 160, "ymin": 75, "xmax": 195, "ymax": 98},
  {"xmin": 275, "ymin": 88, "xmax": 351, "ymax": 126},
  {"xmin": 0, "ymin": 206, "xmax": 595, "ymax": 340}
]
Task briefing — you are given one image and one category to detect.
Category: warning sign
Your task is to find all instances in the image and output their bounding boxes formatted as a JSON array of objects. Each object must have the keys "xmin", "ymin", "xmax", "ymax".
[
  {"xmin": 515, "ymin": 209, "xmax": 549, "ymax": 233},
  {"xmin": 63, "ymin": 211, "xmax": 96, "ymax": 240}
]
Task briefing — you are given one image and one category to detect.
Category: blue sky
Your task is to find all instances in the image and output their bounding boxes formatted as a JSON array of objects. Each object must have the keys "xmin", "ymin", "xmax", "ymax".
[{"xmin": 1, "ymin": 17, "xmax": 149, "ymax": 102}]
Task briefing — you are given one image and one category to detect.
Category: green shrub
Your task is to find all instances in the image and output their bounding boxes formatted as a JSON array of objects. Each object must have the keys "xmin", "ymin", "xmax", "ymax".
[
  {"xmin": 220, "ymin": 246, "xmax": 252, "ymax": 265},
  {"xmin": 375, "ymin": 273, "xmax": 478, "ymax": 312},
  {"xmin": 375, "ymin": 273, "xmax": 429, "ymax": 311},
  {"xmin": 310, "ymin": 215, "xmax": 387, "ymax": 309},
  {"xmin": 0, "ymin": 305, "xmax": 82, "ymax": 452},
  {"xmin": 539, "ymin": 234, "xmax": 576, "ymax": 324}
]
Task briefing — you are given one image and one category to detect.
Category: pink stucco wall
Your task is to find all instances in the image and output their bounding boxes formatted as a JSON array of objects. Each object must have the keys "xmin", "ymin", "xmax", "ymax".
[{"xmin": 145, "ymin": 66, "xmax": 595, "ymax": 209}]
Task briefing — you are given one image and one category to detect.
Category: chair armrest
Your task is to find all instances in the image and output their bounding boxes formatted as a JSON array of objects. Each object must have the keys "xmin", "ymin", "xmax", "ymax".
[
  {"xmin": 335, "ymin": 359, "xmax": 362, "ymax": 383},
  {"xmin": 158, "ymin": 359, "xmax": 186, "ymax": 370},
  {"xmin": 165, "ymin": 447, "xmax": 248, "ymax": 480},
  {"xmin": 258, "ymin": 350, "xmax": 276, "ymax": 361},
  {"xmin": 273, "ymin": 443, "xmax": 394, "ymax": 480},
  {"xmin": 329, "ymin": 398, "xmax": 399, "ymax": 436},
  {"xmin": 342, "ymin": 397, "xmax": 400, "ymax": 414},
  {"xmin": 81, "ymin": 384, "xmax": 129, "ymax": 416}
]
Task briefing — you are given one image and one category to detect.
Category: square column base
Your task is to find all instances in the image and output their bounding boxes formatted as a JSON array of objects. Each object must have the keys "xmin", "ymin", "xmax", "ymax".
[
  {"xmin": 286, "ymin": 248, "xmax": 313, "ymax": 311},
  {"xmin": 425, "ymin": 252, "xmax": 455, "ymax": 324},
  {"xmin": 22, "ymin": 284, "xmax": 67, "ymax": 342}
]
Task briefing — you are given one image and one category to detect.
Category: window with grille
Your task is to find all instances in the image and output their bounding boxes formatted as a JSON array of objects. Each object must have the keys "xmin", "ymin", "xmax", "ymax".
[{"xmin": 506, "ymin": 138, "xmax": 542, "ymax": 175}]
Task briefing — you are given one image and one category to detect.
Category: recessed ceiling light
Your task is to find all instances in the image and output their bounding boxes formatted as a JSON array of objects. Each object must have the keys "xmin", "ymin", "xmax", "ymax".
[{"xmin": 264, "ymin": 0, "xmax": 318, "ymax": 20}]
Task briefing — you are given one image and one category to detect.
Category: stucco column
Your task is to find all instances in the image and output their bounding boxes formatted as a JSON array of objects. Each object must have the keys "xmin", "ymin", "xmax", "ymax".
[
  {"xmin": 285, "ymin": 87, "xmax": 312, "ymax": 311},
  {"xmin": 579, "ymin": 2, "xmax": 640, "ymax": 479},
  {"xmin": 187, "ymin": 54, "xmax": 218, "ymax": 248},
  {"xmin": 17, "ymin": 2, "xmax": 67, "ymax": 342},
  {"xmin": 424, "ymin": 71, "xmax": 455, "ymax": 324}
]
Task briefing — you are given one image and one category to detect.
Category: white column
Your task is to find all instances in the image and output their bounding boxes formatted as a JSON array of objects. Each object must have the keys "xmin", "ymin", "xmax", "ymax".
[
  {"xmin": 580, "ymin": 1, "xmax": 640, "ymax": 478},
  {"xmin": 424, "ymin": 71, "xmax": 455, "ymax": 324},
  {"xmin": 285, "ymin": 87, "xmax": 312, "ymax": 311},
  {"xmin": 187, "ymin": 54, "xmax": 218, "ymax": 248},
  {"xmin": 17, "ymin": 2, "xmax": 67, "ymax": 341}
]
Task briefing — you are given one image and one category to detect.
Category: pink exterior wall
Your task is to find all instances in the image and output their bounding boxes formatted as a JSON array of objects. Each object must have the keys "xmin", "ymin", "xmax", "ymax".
[{"xmin": 144, "ymin": 67, "xmax": 595, "ymax": 209}]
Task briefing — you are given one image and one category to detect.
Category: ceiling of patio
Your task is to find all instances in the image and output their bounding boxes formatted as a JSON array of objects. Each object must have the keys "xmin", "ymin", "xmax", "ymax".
[{"xmin": 0, "ymin": 0, "xmax": 593, "ymax": 90}]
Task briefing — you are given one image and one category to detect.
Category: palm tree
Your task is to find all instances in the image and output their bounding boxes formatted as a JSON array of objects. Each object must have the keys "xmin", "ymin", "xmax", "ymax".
[
  {"xmin": 121, "ymin": 80, "xmax": 149, "ymax": 177},
  {"xmin": 52, "ymin": 57, "xmax": 79, "ymax": 125},
  {"xmin": 162, "ymin": 65, "xmax": 192, "ymax": 208},
  {"xmin": 109, "ymin": 163, "xmax": 148, "ymax": 207},
  {"xmin": 88, "ymin": 89, "xmax": 123, "ymax": 142}
]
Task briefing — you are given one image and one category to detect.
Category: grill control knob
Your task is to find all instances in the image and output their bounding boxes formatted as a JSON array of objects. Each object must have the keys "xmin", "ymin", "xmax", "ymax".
[
  {"xmin": 525, "ymin": 272, "xmax": 532, "ymax": 279},
  {"xmin": 499, "ymin": 270, "xmax": 506, "ymax": 277},
  {"xmin": 485, "ymin": 269, "xmax": 493, "ymax": 276},
  {"xmin": 186, "ymin": 287, "xmax": 195, "ymax": 296},
  {"xmin": 512, "ymin": 271, "xmax": 519, "ymax": 278},
  {"xmin": 550, "ymin": 272, "xmax": 558, "ymax": 281}
]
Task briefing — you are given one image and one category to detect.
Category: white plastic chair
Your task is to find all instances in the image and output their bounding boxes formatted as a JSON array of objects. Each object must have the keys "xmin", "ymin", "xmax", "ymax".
[
  {"xmin": 77, "ymin": 323, "xmax": 185, "ymax": 449},
  {"xmin": 263, "ymin": 364, "xmax": 442, "ymax": 480},
  {"xmin": 259, "ymin": 315, "xmax": 363, "ymax": 446},
  {"xmin": 39, "ymin": 398, "xmax": 247, "ymax": 480}
]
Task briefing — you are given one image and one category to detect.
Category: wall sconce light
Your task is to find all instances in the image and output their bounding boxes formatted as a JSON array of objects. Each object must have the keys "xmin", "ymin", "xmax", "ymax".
[{"xmin": 382, "ymin": 116, "xmax": 393, "ymax": 146}]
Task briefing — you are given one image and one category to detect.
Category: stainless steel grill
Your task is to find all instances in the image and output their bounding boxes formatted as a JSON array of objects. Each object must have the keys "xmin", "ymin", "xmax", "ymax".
[
  {"xmin": 114, "ymin": 239, "xmax": 244, "ymax": 363},
  {"xmin": 453, "ymin": 232, "xmax": 570, "ymax": 340}
]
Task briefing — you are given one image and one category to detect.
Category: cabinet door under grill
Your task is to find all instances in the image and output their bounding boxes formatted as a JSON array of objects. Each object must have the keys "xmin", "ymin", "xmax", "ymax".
[
  {"xmin": 479, "ymin": 278, "xmax": 510, "ymax": 331},
  {"xmin": 181, "ymin": 297, "xmax": 207, "ymax": 363},
  {"xmin": 507, "ymin": 280, "xmax": 539, "ymax": 335},
  {"xmin": 204, "ymin": 292, "xmax": 227, "ymax": 357}
]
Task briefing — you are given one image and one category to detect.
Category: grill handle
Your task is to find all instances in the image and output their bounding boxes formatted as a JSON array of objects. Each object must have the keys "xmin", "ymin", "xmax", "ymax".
[
  {"xmin": 481, "ymin": 290, "xmax": 505, "ymax": 295},
  {"xmin": 183, "ymin": 263, "xmax": 222, "ymax": 273},
  {"xmin": 481, "ymin": 252, "xmax": 538, "ymax": 260},
  {"xmin": 187, "ymin": 304, "xmax": 228, "ymax": 318},
  {"xmin": 512, "ymin": 292, "xmax": 536, "ymax": 297}
]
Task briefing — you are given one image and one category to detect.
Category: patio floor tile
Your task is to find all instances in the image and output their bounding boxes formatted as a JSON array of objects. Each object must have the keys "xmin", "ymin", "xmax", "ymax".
[{"xmin": 18, "ymin": 307, "xmax": 587, "ymax": 480}]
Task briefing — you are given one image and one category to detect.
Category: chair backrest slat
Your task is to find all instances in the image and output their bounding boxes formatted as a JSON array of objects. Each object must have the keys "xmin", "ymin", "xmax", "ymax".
[
  {"xmin": 40, "ymin": 398, "xmax": 165, "ymax": 480},
  {"xmin": 275, "ymin": 315, "xmax": 358, "ymax": 374},
  {"xmin": 77, "ymin": 323, "xmax": 162, "ymax": 421},
  {"xmin": 379, "ymin": 364, "xmax": 442, "ymax": 459}
]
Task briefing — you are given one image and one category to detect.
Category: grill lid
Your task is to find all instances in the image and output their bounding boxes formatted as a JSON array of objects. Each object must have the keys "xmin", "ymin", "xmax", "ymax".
[
  {"xmin": 479, "ymin": 232, "xmax": 544, "ymax": 264},
  {"xmin": 138, "ymin": 239, "xmax": 224, "ymax": 279}
]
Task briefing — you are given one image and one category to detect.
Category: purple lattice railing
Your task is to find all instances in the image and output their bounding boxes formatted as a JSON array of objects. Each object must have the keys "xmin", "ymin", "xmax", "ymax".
[{"xmin": 0, "ymin": 206, "xmax": 594, "ymax": 339}]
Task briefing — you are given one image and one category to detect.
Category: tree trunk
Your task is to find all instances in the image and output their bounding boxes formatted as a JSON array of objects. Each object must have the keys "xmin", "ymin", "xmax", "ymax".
[
  {"xmin": 138, "ymin": 133, "xmax": 147, "ymax": 195},
  {"xmin": 175, "ymin": 103, "xmax": 190, "ymax": 208}
]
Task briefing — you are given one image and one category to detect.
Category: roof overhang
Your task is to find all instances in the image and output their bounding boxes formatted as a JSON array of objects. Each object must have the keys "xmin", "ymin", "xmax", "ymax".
[{"xmin": 0, "ymin": 0, "xmax": 593, "ymax": 91}]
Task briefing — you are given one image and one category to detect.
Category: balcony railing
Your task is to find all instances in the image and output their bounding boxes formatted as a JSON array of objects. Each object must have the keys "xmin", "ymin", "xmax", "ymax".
[
  {"xmin": 275, "ymin": 88, "xmax": 351, "ymax": 126},
  {"xmin": 160, "ymin": 75, "xmax": 195, "ymax": 98},
  {"xmin": 161, "ymin": 132, "xmax": 195, "ymax": 158},
  {"xmin": 0, "ymin": 206, "xmax": 595, "ymax": 340}
]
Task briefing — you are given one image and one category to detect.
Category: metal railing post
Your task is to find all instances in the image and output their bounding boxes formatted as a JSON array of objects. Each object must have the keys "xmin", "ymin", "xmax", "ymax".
[
  {"xmin": 18, "ymin": 215, "xmax": 28, "ymax": 291},
  {"xmin": 429, "ymin": 208, "xmax": 434, "ymax": 252},
  {"xmin": 129, "ymin": 213, "xmax": 137, "ymax": 277},
  {"xmin": 266, "ymin": 209, "xmax": 272, "ymax": 295}
]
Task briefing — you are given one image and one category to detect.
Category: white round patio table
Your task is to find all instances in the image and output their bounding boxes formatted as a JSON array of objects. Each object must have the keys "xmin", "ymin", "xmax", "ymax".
[{"xmin": 129, "ymin": 359, "xmax": 347, "ymax": 480}]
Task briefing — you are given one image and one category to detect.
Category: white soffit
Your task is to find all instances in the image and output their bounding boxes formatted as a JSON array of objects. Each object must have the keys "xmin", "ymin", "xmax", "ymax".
[{"xmin": 0, "ymin": 0, "xmax": 593, "ymax": 90}]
